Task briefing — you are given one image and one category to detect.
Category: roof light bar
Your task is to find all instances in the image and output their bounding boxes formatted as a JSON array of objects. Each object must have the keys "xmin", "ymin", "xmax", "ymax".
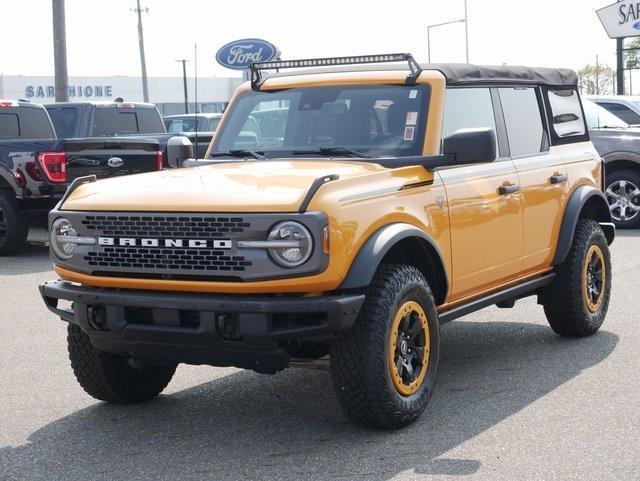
[{"xmin": 250, "ymin": 53, "xmax": 422, "ymax": 90}]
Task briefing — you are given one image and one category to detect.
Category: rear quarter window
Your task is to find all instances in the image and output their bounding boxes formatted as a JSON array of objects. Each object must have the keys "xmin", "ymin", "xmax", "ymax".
[
  {"xmin": 545, "ymin": 89, "xmax": 588, "ymax": 144},
  {"xmin": 136, "ymin": 108, "xmax": 165, "ymax": 133},
  {"xmin": 0, "ymin": 113, "xmax": 20, "ymax": 138}
]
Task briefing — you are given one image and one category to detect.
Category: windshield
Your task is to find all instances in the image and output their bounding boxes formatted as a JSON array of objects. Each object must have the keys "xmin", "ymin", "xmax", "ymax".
[
  {"xmin": 583, "ymin": 99, "xmax": 629, "ymax": 129},
  {"xmin": 211, "ymin": 84, "xmax": 430, "ymax": 159}
]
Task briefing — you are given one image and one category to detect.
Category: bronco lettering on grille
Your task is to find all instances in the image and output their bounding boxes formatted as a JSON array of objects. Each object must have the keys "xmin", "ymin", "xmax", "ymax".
[{"xmin": 97, "ymin": 237, "xmax": 233, "ymax": 249}]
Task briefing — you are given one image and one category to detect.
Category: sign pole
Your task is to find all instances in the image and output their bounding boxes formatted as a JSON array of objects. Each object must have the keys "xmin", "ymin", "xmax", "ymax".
[{"xmin": 617, "ymin": 38, "xmax": 625, "ymax": 95}]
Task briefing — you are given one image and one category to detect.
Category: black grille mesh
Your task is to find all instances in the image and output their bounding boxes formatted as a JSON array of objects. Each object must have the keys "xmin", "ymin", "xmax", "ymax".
[
  {"xmin": 80, "ymin": 215, "xmax": 253, "ymax": 272},
  {"xmin": 81, "ymin": 215, "xmax": 251, "ymax": 238}
]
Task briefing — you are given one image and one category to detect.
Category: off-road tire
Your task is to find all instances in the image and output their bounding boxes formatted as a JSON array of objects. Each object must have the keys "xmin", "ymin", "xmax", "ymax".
[
  {"xmin": 605, "ymin": 169, "xmax": 640, "ymax": 229},
  {"xmin": 541, "ymin": 219, "xmax": 611, "ymax": 337},
  {"xmin": 0, "ymin": 190, "xmax": 28, "ymax": 256},
  {"xmin": 330, "ymin": 264, "xmax": 440, "ymax": 429},
  {"xmin": 67, "ymin": 324, "xmax": 176, "ymax": 403}
]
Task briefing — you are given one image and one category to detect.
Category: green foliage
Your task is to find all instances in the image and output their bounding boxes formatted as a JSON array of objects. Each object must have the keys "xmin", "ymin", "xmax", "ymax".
[{"xmin": 577, "ymin": 63, "xmax": 615, "ymax": 95}]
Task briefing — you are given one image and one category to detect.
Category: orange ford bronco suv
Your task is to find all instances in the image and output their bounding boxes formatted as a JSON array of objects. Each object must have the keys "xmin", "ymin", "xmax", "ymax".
[{"xmin": 40, "ymin": 54, "xmax": 615, "ymax": 429}]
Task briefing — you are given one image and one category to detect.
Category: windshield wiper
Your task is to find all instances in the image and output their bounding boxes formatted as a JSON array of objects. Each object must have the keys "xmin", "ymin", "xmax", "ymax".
[
  {"xmin": 293, "ymin": 147, "xmax": 370, "ymax": 158},
  {"xmin": 210, "ymin": 149, "xmax": 265, "ymax": 160}
]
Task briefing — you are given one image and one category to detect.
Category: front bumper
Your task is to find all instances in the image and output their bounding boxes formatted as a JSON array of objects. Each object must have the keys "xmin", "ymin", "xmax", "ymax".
[{"xmin": 39, "ymin": 280, "xmax": 364, "ymax": 372}]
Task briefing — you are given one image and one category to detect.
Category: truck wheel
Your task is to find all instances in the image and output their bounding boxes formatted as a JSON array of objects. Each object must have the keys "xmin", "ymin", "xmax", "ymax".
[
  {"xmin": 330, "ymin": 264, "xmax": 440, "ymax": 429},
  {"xmin": 0, "ymin": 190, "xmax": 28, "ymax": 256},
  {"xmin": 542, "ymin": 219, "xmax": 611, "ymax": 337},
  {"xmin": 605, "ymin": 169, "xmax": 640, "ymax": 229},
  {"xmin": 67, "ymin": 324, "xmax": 176, "ymax": 403}
]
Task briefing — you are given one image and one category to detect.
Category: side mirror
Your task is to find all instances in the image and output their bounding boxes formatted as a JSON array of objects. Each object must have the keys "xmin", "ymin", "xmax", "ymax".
[
  {"xmin": 166, "ymin": 136, "xmax": 194, "ymax": 168},
  {"xmin": 442, "ymin": 128, "xmax": 497, "ymax": 165}
]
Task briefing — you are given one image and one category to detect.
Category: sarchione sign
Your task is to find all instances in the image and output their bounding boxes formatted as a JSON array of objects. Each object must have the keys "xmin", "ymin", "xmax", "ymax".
[
  {"xmin": 216, "ymin": 38, "xmax": 278, "ymax": 70},
  {"xmin": 597, "ymin": 1, "xmax": 640, "ymax": 39},
  {"xmin": 25, "ymin": 84, "xmax": 113, "ymax": 99}
]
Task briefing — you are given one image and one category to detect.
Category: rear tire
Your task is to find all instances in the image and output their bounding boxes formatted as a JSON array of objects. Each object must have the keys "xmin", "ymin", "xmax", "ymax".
[
  {"xmin": 0, "ymin": 190, "xmax": 28, "ymax": 256},
  {"xmin": 541, "ymin": 219, "xmax": 611, "ymax": 337},
  {"xmin": 67, "ymin": 324, "xmax": 176, "ymax": 403},
  {"xmin": 605, "ymin": 169, "xmax": 640, "ymax": 229},
  {"xmin": 330, "ymin": 264, "xmax": 440, "ymax": 429}
]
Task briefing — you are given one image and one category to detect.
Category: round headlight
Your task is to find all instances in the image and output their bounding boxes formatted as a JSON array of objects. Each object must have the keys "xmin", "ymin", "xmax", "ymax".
[
  {"xmin": 50, "ymin": 217, "xmax": 77, "ymax": 260},
  {"xmin": 268, "ymin": 221, "xmax": 313, "ymax": 268}
]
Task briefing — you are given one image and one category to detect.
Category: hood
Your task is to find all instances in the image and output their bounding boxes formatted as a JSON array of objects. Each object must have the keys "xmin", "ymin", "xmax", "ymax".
[{"xmin": 61, "ymin": 160, "xmax": 389, "ymax": 212}]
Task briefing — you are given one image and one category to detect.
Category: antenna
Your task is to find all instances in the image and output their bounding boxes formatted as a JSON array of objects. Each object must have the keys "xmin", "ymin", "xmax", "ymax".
[{"xmin": 194, "ymin": 43, "xmax": 199, "ymax": 158}]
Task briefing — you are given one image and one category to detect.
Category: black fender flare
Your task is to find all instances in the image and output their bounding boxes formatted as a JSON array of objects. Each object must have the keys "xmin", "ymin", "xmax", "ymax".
[
  {"xmin": 0, "ymin": 164, "xmax": 20, "ymax": 195},
  {"xmin": 602, "ymin": 151, "xmax": 640, "ymax": 166},
  {"xmin": 339, "ymin": 223, "xmax": 449, "ymax": 295},
  {"xmin": 553, "ymin": 185, "xmax": 614, "ymax": 266}
]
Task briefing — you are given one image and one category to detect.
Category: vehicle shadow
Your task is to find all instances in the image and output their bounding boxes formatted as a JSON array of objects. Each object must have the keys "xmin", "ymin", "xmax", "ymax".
[
  {"xmin": 0, "ymin": 321, "xmax": 618, "ymax": 481},
  {"xmin": 615, "ymin": 229, "xmax": 640, "ymax": 237}
]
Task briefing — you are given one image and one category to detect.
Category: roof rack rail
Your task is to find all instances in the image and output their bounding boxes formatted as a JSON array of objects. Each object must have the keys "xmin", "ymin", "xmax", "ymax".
[{"xmin": 250, "ymin": 53, "xmax": 422, "ymax": 91}]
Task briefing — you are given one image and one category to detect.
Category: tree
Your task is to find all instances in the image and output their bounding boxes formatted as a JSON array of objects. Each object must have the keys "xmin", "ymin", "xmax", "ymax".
[
  {"xmin": 577, "ymin": 63, "xmax": 615, "ymax": 96},
  {"xmin": 624, "ymin": 38, "xmax": 640, "ymax": 69}
]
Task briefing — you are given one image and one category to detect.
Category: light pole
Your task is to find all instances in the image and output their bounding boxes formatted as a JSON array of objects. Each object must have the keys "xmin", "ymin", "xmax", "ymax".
[
  {"xmin": 463, "ymin": 0, "xmax": 469, "ymax": 63},
  {"xmin": 176, "ymin": 59, "xmax": 189, "ymax": 114},
  {"xmin": 52, "ymin": 0, "xmax": 69, "ymax": 101},
  {"xmin": 427, "ymin": 18, "xmax": 466, "ymax": 63},
  {"xmin": 132, "ymin": 0, "xmax": 150, "ymax": 103}
]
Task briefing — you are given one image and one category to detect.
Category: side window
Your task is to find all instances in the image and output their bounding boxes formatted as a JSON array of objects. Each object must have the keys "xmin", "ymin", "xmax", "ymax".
[
  {"xmin": 442, "ymin": 88, "xmax": 497, "ymax": 159},
  {"xmin": 499, "ymin": 87, "xmax": 547, "ymax": 156},
  {"xmin": 0, "ymin": 113, "xmax": 20, "ymax": 138},
  {"xmin": 597, "ymin": 102, "xmax": 640, "ymax": 125},
  {"xmin": 546, "ymin": 89, "xmax": 586, "ymax": 140}
]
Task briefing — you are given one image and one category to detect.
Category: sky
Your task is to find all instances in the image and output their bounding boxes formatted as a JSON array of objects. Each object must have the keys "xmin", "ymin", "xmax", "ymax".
[{"xmin": 0, "ymin": 0, "xmax": 623, "ymax": 80}]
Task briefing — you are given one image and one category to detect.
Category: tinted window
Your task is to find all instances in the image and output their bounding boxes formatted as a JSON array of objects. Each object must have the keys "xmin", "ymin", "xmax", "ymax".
[
  {"xmin": 583, "ymin": 100, "xmax": 628, "ymax": 129},
  {"xmin": 213, "ymin": 85, "xmax": 429, "ymax": 158},
  {"xmin": 137, "ymin": 108, "xmax": 165, "ymax": 133},
  {"xmin": 92, "ymin": 109, "xmax": 138, "ymax": 136},
  {"xmin": 547, "ymin": 89, "xmax": 586, "ymax": 138},
  {"xmin": 47, "ymin": 107, "xmax": 79, "ymax": 138},
  {"xmin": 19, "ymin": 108, "xmax": 56, "ymax": 138},
  {"xmin": 442, "ymin": 88, "xmax": 497, "ymax": 158},
  {"xmin": 499, "ymin": 87, "xmax": 547, "ymax": 156},
  {"xmin": 0, "ymin": 113, "xmax": 19, "ymax": 138},
  {"xmin": 597, "ymin": 102, "xmax": 640, "ymax": 125}
]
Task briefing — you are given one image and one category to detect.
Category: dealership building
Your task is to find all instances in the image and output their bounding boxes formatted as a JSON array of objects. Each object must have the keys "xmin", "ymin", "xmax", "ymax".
[{"xmin": 0, "ymin": 74, "xmax": 243, "ymax": 115}]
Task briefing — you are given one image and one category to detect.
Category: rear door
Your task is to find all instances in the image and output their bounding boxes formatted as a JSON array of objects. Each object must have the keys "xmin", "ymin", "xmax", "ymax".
[
  {"xmin": 64, "ymin": 138, "xmax": 160, "ymax": 182},
  {"xmin": 499, "ymin": 86, "xmax": 568, "ymax": 273},
  {"xmin": 437, "ymin": 87, "xmax": 523, "ymax": 300}
]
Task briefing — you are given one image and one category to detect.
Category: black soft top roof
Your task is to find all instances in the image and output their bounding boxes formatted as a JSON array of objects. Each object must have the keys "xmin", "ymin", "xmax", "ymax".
[
  {"xmin": 427, "ymin": 63, "xmax": 578, "ymax": 87},
  {"xmin": 263, "ymin": 62, "xmax": 578, "ymax": 87}
]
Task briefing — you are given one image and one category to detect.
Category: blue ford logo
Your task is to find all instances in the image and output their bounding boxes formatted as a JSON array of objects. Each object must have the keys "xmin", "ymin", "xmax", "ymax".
[
  {"xmin": 634, "ymin": 21, "xmax": 640, "ymax": 30},
  {"xmin": 216, "ymin": 38, "xmax": 278, "ymax": 70}
]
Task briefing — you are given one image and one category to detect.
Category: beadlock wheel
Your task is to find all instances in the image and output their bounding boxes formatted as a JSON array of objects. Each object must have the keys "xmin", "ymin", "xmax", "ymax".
[
  {"xmin": 583, "ymin": 245, "xmax": 606, "ymax": 313},
  {"xmin": 388, "ymin": 301, "xmax": 430, "ymax": 396}
]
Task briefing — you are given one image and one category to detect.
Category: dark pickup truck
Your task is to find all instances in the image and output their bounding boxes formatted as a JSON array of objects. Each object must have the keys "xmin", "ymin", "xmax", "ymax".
[
  {"xmin": 0, "ymin": 100, "xmax": 163, "ymax": 255},
  {"xmin": 46, "ymin": 101, "xmax": 180, "ymax": 165}
]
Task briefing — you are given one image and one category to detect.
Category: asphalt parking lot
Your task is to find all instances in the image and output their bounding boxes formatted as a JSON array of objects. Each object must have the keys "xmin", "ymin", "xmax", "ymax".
[{"xmin": 1, "ymin": 229, "xmax": 639, "ymax": 481}]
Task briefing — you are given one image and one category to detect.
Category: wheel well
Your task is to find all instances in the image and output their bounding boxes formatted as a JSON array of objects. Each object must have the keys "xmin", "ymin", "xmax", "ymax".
[
  {"xmin": 0, "ymin": 175, "xmax": 13, "ymax": 190},
  {"xmin": 579, "ymin": 195, "xmax": 610, "ymax": 223},
  {"xmin": 605, "ymin": 159, "xmax": 640, "ymax": 177},
  {"xmin": 380, "ymin": 237, "xmax": 447, "ymax": 305}
]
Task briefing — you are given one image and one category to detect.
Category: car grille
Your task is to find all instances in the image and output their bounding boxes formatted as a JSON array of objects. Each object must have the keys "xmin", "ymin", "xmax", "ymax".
[
  {"xmin": 80, "ymin": 214, "xmax": 253, "ymax": 273},
  {"xmin": 81, "ymin": 215, "xmax": 251, "ymax": 238}
]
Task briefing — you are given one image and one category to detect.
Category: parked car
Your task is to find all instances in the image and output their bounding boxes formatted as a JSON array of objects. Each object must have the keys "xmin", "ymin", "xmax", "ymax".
[
  {"xmin": 163, "ymin": 113, "xmax": 222, "ymax": 157},
  {"xmin": 40, "ymin": 56, "xmax": 614, "ymax": 430},
  {"xmin": 588, "ymin": 95, "xmax": 640, "ymax": 125},
  {"xmin": 583, "ymin": 99, "xmax": 640, "ymax": 228},
  {"xmin": 45, "ymin": 101, "xmax": 182, "ymax": 166},
  {"xmin": 0, "ymin": 100, "xmax": 163, "ymax": 255}
]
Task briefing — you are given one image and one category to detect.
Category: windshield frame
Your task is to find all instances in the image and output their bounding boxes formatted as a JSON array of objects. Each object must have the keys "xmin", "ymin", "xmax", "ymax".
[{"xmin": 209, "ymin": 83, "xmax": 431, "ymax": 160}]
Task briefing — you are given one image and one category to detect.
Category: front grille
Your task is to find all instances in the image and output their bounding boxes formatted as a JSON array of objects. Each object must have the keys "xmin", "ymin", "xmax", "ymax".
[
  {"xmin": 84, "ymin": 246, "xmax": 251, "ymax": 272},
  {"xmin": 81, "ymin": 215, "xmax": 251, "ymax": 238}
]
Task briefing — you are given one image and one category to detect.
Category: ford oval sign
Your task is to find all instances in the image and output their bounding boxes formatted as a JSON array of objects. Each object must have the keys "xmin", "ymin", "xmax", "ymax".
[
  {"xmin": 216, "ymin": 38, "xmax": 278, "ymax": 70},
  {"xmin": 107, "ymin": 157, "xmax": 124, "ymax": 168}
]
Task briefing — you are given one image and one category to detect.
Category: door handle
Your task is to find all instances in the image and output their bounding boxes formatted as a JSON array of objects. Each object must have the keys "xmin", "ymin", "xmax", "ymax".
[
  {"xmin": 550, "ymin": 174, "xmax": 568, "ymax": 184},
  {"xmin": 499, "ymin": 183, "xmax": 520, "ymax": 195}
]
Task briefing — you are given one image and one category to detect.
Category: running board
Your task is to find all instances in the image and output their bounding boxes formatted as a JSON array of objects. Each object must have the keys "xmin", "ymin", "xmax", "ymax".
[{"xmin": 438, "ymin": 273, "xmax": 556, "ymax": 324}]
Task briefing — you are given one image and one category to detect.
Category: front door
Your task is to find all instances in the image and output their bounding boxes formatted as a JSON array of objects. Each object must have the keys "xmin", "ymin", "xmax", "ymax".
[{"xmin": 438, "ymin": 87, "xmax": 523, "ymax": 301}]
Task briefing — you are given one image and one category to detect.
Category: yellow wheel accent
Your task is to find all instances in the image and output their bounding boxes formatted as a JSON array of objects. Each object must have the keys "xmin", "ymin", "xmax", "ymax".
[
  {"xmin": 583, "ymin": 245, "xmax": 606, "ymax": 313},
  {"xmin": 388, "ymin": 301, "xmax": 430, "ymax": 396}
]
